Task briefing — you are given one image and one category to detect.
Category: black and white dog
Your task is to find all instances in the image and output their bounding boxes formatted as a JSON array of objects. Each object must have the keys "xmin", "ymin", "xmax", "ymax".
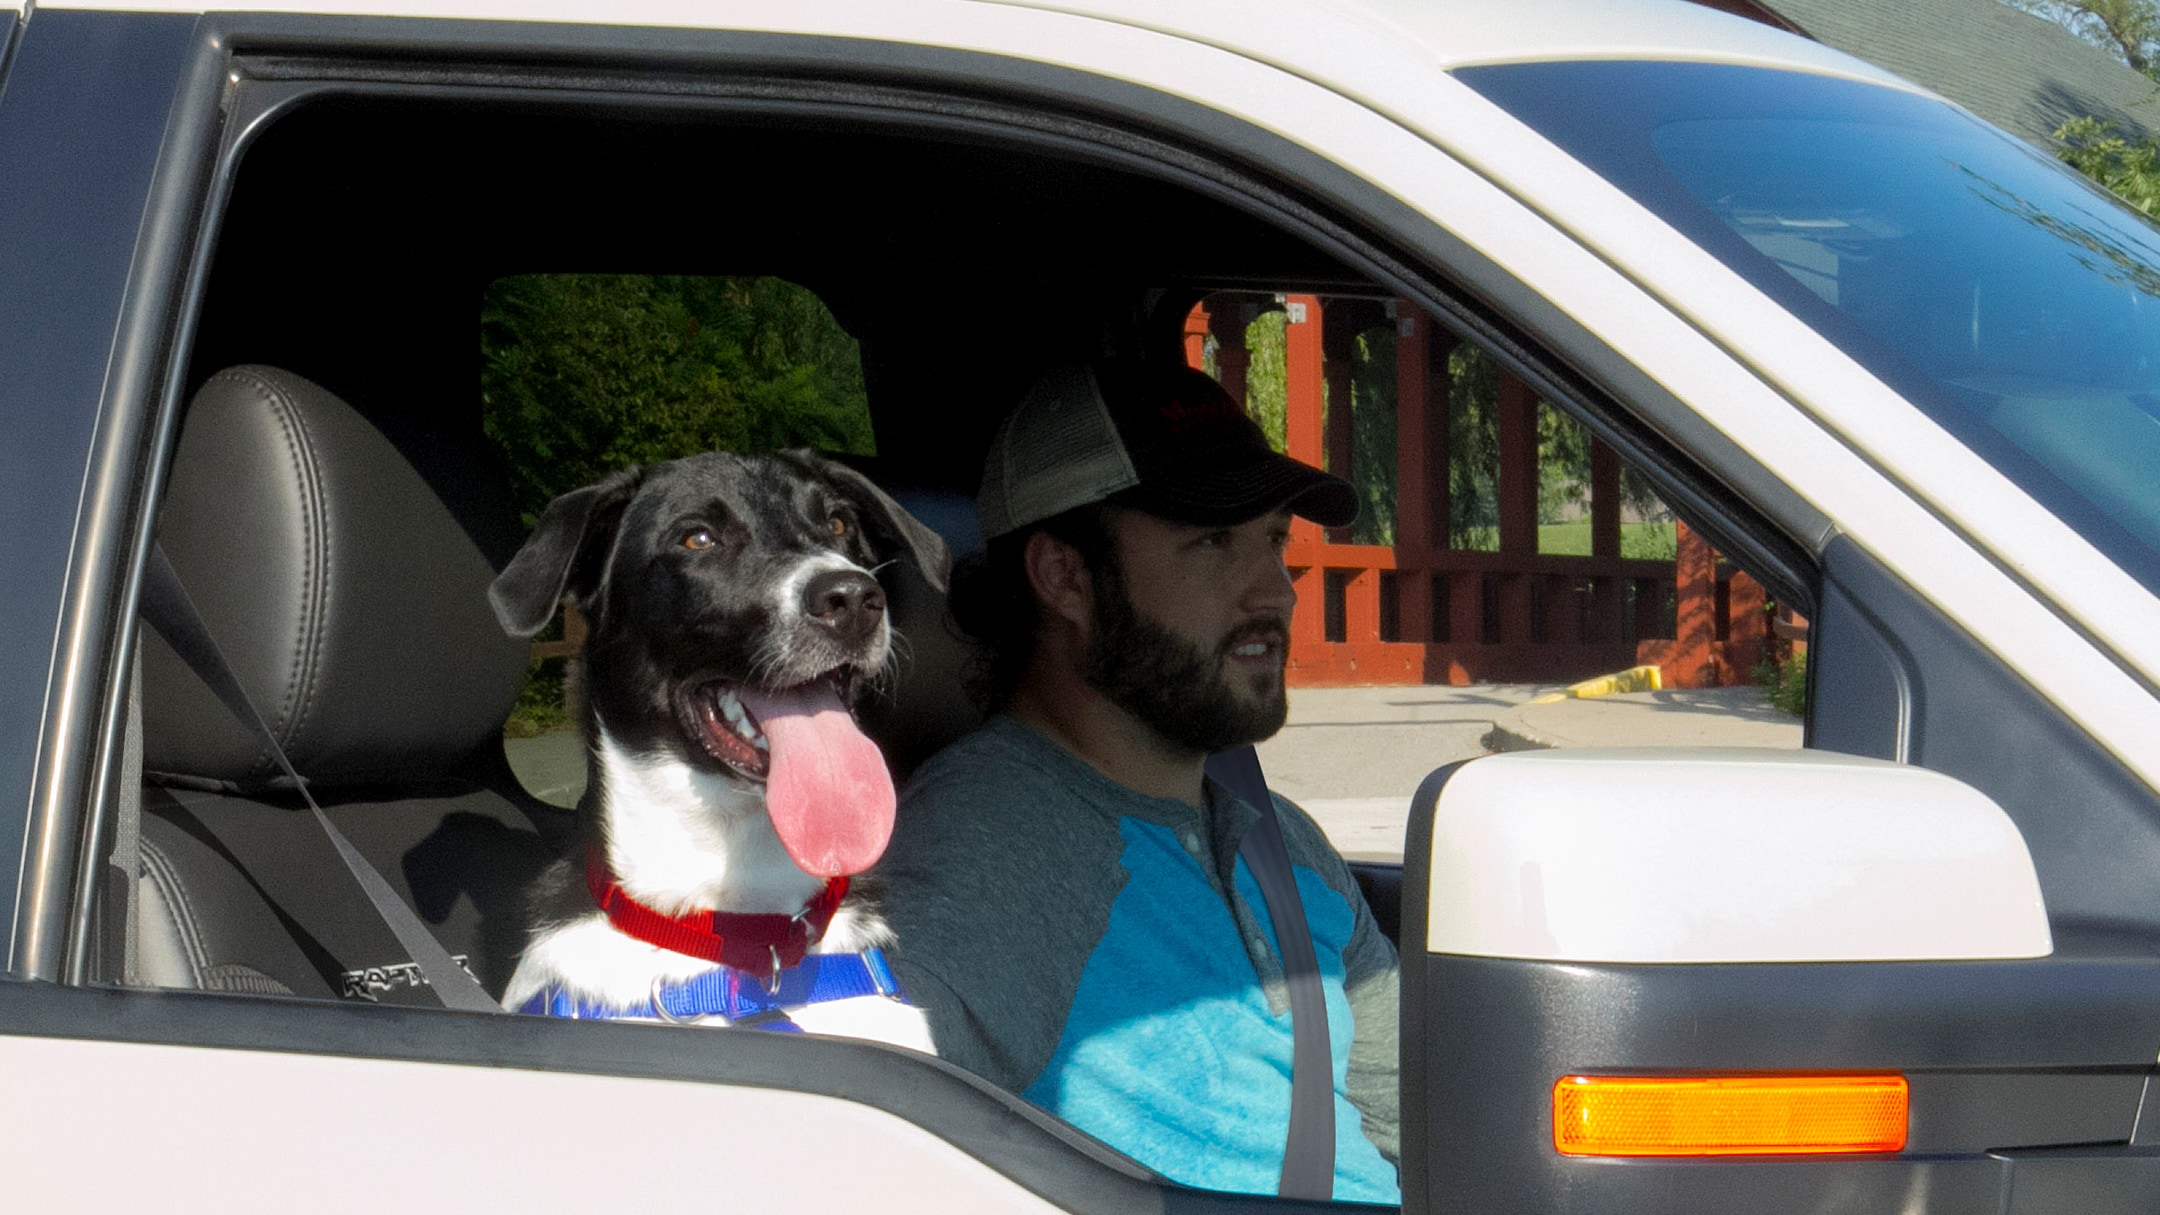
[{"xmin": 488, "ymin": 449, "xmax": 946, "ymax": 1050}]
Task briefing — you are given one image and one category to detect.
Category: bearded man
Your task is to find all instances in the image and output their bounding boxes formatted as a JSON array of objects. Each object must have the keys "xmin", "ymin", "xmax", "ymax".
[{"xmin": 877, "ymin": 361, "xmax": 1401, "ymax": 1204}]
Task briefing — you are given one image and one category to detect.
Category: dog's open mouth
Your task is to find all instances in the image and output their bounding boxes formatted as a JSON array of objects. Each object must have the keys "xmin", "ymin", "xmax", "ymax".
[
  {"xmin": 675, "ymin": 675, "xmax": 897, "ymax": 878},
  {"xmin": 683, "ymin": 680, "xmax": 773, "ymax": 782}
]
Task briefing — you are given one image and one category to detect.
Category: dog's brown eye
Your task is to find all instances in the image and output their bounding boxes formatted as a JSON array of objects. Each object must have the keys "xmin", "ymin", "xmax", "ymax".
[
  {"xmin": 682, "ymin": 529, "xmax": 715, "ymax": 551},
  {"xmin": 828, "ymin": 515, "xmax": 849, "ymax": 539}
]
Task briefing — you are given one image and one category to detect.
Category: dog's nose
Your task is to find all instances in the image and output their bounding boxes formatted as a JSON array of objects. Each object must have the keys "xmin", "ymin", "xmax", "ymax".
[{"xmin": 802, "ymin": 569, "xmax": 886, "ymax": 644}]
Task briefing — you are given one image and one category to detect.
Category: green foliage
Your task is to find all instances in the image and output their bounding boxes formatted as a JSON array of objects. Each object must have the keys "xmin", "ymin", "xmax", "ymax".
[
  {"xmin": 481, "ymin": 274, "xmax": 875, "ymax": 527},
  {"xmin": 1753, "ymin": 651, "xmax": 1809, "ymax": 718},
  {"xmin": 2012, "ymin": 0, "xmax": 2160, "ymax": 75},
  {"xmin": 1348, "ymin": 328, "xmax": 1399, "ymax": 546},
  {"xmin": 2055, "ymin": 115, "xmax": 2160, "ymax": 218},
  {"xmin": 1535, "ymin": 520, "xmax": 1678, "ymax": 559},
  {"xmin": 503, "ymin": 659, "xmax": 569, "ymax": 739},
  {"xmin": 1244, "ymin": 309, "xmax": 1289, "ymax": 452},
  {"xmin": 1538, "ymin": 402, "xmax": 1591, "ymax": 525},
  {"xmin": 1446, "ymin": 343, "xmax": 1503, "ymax": 551},
  {"xmin": 1622, "ymin": 519, "xmax": 1678, "ymax": 560}
]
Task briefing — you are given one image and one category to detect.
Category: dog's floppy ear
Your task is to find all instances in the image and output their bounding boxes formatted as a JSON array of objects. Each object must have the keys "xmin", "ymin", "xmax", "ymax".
[
  {"xmin": 809, "ymin": 456, "xmax": 952, "ymax": 594},
  {"xmin": 489, "ymin": 466, "xmax": 644, "ymax": 638}
]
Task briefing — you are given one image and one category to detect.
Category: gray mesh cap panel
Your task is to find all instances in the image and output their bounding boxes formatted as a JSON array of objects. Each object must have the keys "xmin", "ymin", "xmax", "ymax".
[{"xmin": 978, "ymin": 364, "xmax": 1140, "ymax": 539}]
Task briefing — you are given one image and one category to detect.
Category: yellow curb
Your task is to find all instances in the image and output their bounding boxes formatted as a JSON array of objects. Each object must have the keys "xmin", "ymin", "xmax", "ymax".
[{"xmin": 1528, "ymin": 664, "xmax": 1663, "ymax": 705}]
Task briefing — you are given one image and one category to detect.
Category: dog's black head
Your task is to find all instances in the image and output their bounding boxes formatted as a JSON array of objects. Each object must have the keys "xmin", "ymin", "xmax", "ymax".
[{"xmin": 489, "ymin": 451, "xmax": 949, "ymax": 852}]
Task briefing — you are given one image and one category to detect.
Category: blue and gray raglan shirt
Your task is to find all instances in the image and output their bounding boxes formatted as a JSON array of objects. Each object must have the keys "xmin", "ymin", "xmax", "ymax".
[{"xmin": 878, "ymin": 716, "xmax": 1401, "ymax": 1203}]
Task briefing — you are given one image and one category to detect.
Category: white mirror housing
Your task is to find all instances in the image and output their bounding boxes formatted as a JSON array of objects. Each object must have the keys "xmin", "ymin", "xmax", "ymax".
[{"xmin": 1423, "ymin": 748, "xmax": 2051, "ymax": 963}]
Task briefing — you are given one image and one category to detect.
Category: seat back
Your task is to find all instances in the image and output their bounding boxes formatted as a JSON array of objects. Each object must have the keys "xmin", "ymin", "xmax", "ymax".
[
  {"xmin": 850, "ymin": 476, "xmax": 987, "ymax": 782},
  {"xmin": 135, "ymin": 365, "xmax": 564, "ymax": 1002}
]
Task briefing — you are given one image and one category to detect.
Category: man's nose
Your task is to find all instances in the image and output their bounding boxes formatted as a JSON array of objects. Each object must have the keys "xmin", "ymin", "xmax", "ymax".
[{"xmin": 1243, "ymin": 549, "xmax": 1298, "ymax": 616}]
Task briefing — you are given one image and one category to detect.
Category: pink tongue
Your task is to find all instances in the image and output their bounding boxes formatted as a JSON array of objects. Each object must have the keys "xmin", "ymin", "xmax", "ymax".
[{"xmin": 736, "ymin": 685, "xmax": 896, "ymax": 878}]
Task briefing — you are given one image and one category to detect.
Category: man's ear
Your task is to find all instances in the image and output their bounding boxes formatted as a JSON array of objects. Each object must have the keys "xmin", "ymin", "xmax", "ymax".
[
  {"xmin": 1023, "ymin": 528, "xmax": 1094, "ymax": 633},
  {"xmin": 488, "ymin": 466, "xmax": 643, "ymax": 638}
]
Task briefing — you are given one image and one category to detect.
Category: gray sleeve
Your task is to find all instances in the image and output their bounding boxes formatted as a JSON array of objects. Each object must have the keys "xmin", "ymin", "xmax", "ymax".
[
  {"xmin": 875, "ymin": 744, "xmax": 1125, "ymax": 1095},
  {"xmin": 1342, "ymin": 900, "xmax": 1402, "ymax": 1166},
  {"xmin": 1269, "ymin": 794, "xmax": 1403, "ymax": 1167},
  {"xmin": 883, "ymin": 952, "xmax": 1013, "ymax": 1085}
]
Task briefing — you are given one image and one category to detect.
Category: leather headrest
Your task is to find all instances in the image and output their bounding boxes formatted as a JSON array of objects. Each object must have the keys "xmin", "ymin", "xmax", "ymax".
[
  {"xmin": 852, "ymin": 479, "xmax": 986, "ymax": 780},
  {"xmin": 142, "ymin": 366, "xmax": 527, "ymax": 790}
]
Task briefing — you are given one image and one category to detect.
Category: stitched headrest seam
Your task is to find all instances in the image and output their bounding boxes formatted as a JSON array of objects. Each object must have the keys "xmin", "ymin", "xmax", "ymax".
[{"xmin": 223, "ymin": 368, "xmax": 332, "ymax": 775}]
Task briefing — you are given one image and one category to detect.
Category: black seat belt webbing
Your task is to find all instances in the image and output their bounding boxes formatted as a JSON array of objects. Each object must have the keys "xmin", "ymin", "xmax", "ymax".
[
  {"xmin": 139, "ymin": 544, "xmax": 502, "ymax": 1014},
  {"xmin": 101, "ymin": 649, "xmax": 144, "ymax": 984},
  {"xmin": 1210, "ymin": 744, "xmax": 1335, "ymax": 1200}
]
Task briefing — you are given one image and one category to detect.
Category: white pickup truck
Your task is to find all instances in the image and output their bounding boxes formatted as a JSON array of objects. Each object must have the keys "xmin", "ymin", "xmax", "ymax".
[{"xmin": 0, "ymin": 1, "xmax": 2155, "ymax": 1211}]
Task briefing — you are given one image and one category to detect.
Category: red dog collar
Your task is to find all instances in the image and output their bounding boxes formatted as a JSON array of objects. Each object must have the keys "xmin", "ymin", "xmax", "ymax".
[{"xmin": 586, "ymin": 851, "xmax": 849, "ymax": 973}]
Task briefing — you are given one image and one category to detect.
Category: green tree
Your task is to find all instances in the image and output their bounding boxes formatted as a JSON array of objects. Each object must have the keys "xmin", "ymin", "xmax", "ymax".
[
  {"xmin": 1243, "ymin": 309, "xmax": 1290, "ymax": 452},
  {"xmin": 1348, "ymin": 327, "xmax": 1399, "ymax": 546},
  {"xmin": 2056, "ymin": 115, "xmax": 2160, "ymax": 216},
  {"xmin": 1445, "ymin": 343, "xmax": 1503, "ymax": 550},
  {"xmin": 480, "ymin": 274, "xmax": 874, "ymax": 526},
  {"xmin": 2012, "ymin": 0, "xmax": 2160, "ymax": 74}
]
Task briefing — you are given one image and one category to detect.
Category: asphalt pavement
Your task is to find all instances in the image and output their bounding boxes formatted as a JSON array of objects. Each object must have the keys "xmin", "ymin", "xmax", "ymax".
[{"xmin": 504, "ymin": 681, "xmax": 1802, "ymax": 862}]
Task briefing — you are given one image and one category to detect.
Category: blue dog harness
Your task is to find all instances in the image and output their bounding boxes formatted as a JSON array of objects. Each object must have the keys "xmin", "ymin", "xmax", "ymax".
[{"xmin": 518, "ymin": 947, "xmax": 908, "ymax": 1029}]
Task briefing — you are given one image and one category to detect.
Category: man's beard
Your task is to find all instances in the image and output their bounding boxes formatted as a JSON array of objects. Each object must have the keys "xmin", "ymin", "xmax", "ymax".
[{"xmin": 1081, "ymin": 557, "xmax": 1290, "ymax": 755}]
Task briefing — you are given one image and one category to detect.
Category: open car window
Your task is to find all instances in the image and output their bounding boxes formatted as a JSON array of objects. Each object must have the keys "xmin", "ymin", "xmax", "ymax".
[{"xmin": 118, "ymin": 56, "xmax": 1816, "ymax": 1208}]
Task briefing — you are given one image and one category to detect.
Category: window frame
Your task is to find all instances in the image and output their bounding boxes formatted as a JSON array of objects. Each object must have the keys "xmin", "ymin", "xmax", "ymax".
[{"xmin": 51, "ymin": 10, "xmax": 1825, "ymax": 997}]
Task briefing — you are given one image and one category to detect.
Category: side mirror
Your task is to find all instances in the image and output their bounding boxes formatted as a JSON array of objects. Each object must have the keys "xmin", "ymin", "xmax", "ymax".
[{"xmin": 1399, "ymin": 747, "xmax": 2054, "ymax": 1213}]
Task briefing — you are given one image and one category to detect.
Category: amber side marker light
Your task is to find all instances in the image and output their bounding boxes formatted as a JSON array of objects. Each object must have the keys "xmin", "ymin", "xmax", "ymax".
[{"xmin": 1553, "ymin": 1074, "xmax": 1908, "ymax": 1157}]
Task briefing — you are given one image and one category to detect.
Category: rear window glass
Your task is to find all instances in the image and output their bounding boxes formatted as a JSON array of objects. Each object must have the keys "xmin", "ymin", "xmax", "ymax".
[
  {"xmin": 482, "ymin": 273, "xmax": 873, "ymax": 531},
  {"xmin": 1458, "ymin": 60, "xmax": 2160, "ymax": 597}
]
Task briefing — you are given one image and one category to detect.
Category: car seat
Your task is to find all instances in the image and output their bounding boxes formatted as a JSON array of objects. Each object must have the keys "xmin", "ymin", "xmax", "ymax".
[
  {"xmin": 846, "ymin": 467, "xmax": 986, "ymax": 782},
  {"xmin": 129, "ymin": 365, "xmax": 570, "ymax": 1004}
]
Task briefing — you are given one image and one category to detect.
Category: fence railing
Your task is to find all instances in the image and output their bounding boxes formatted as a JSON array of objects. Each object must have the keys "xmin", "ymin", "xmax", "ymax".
[{"xmin": 1186, "ymin": 293, "xmax": 1796, "ymax": 689}]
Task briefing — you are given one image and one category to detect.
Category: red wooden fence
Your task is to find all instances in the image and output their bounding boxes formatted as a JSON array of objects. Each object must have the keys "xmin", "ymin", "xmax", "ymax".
[{"xmin": 1185, "ymin": 294, "xmax": 1793, "ymax": 689}]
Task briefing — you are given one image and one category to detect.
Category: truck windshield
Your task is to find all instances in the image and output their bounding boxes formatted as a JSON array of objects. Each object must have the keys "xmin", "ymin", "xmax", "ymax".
[{"xmin": 1457, "ymin": 59, "xmax": 2160, "ymax": 598}]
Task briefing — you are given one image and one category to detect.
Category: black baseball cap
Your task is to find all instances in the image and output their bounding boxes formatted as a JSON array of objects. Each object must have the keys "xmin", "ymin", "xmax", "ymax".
[{"xmin": 978, "ymin": 360, "xmax": 1357, "ymax": 539}]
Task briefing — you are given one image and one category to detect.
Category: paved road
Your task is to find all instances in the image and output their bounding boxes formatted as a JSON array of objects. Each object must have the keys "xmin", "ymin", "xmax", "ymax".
[
  {"xmin": 505, "ymin": 682, "xmax": 1803, "ymax": 861},
  {"xmin": 1284, "ymin": 684, "xmax": 1803, "ymax": 859},
  {"xmin": 1255, "ymin": 684, "xmax": 1552, "ymax": 859}
]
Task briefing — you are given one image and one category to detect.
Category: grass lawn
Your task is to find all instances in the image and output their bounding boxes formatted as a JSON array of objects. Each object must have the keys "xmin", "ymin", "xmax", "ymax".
[{"xmin": 1537, "ymin": 520, "xmax": 1677, "ymax": 559}]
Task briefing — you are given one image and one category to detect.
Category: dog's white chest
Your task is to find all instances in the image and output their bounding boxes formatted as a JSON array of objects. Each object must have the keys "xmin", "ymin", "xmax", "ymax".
[{"xmin": 788, "ymin": 994, "xmax": 935, "ymax": 1053}]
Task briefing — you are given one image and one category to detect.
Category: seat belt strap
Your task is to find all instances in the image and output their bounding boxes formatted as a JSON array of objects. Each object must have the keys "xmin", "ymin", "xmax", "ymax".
[
  {"xmin": 102, "ymin": 648, "xmax": 144, "ymax": 984},
  {"xmin": 138, "ymin": 543, "xmax": 502, "ymax": 1014},
  {"xmin": 1209, "ymin": 744, "xmax": 1336, "ymax": 1200}
]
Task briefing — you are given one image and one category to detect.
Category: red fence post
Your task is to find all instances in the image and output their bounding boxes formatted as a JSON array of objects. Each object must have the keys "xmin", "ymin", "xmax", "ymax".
[
  {"xmin": 1183, "ymin": 301, "xmax": 1210, "ymax": 372},
  {"xmin": 1394, "ymin": 306, "xmax": 1432, "ymax": 642},
  {"xmin": 1284, "ymin": 295, "xmax": 1324, "ymax": 468},
  {"xmin": 1588, "ymin": 439, "xmax": 1624, "ymax": 644},
  {"xmin": 1209, "ymin": 302, "xmax": 1251, "ymax": 407},
  {"xmin": 1347, "ymin": 567, "xmax": 1381, "ymax": 648},
  {"xmin": 1724, "ymin": 570, "xmax": 1769, "ymax": 684},
  {"xmin": 1666, "ymin": 520, "xmax": 1718, "ymax": 687},
  {"xmin": 1590, "ymin": 440, "xmax": 1621, "ymax": 559},
  {"xmin": 1321, "ymin": 301, "xmax": 1357, "ymax": 543}
]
